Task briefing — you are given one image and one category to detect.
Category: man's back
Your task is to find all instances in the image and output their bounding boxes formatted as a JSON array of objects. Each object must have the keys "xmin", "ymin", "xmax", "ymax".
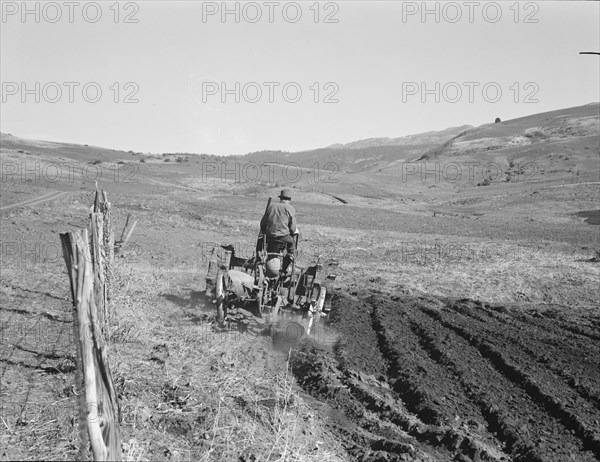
[{"xmin": 261, "ymin": 201, "xmax": 296, "ymax": 237}]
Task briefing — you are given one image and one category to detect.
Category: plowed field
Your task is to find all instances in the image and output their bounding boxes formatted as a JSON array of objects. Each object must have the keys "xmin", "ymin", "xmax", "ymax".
[{"xmin": 291, "ymin": 293, "xmax": 600, "ymax": 461}]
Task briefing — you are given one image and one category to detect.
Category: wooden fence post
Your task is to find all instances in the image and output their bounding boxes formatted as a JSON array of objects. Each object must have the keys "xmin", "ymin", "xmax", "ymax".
[
  {"xmin": 90, "ymin": 211, "xmax": 107, "ymax": 339},
  {"xmin": 90, "ymin": 190, "xmax": 115, "ymax": 339},
  {"xmin": 61, "ymin": 230, "xmax": 90, "ymax": 461},
  {"xmin": 60, "ymin": 229, "xmax": 122, "ymax": 461},
  {"xmin": 116, "ymin": 213, "xmax": 138, "ymax": 257}
]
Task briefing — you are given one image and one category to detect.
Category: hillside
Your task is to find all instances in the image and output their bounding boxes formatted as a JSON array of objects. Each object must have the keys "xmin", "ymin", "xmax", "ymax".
[
  {"xmin": 240, "ymin": 125, "xmax": 474, "ymax": 174},
  {"xmin": 420, "ymin": 103, "xmax": 600, "ymax": 159},
  {"xmin": 0, "ymin": 133, "xmax": 140, "ymax": 163},
  {"xmin": 326, "ymin": 124, "xmax": 474, "ymax": 150},
  {"xmin": 1, "ymin": 102, "xmax": 599, "ymax": 462},
  {"xmin": 1, "ymin": 103, "xmax": 598, "ymax": 208}
]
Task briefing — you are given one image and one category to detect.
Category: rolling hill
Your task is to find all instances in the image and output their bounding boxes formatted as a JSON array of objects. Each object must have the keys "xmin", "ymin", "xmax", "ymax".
[{"xmin": 1, "ymin": 103, "xmax": 598, "ymax": 207}]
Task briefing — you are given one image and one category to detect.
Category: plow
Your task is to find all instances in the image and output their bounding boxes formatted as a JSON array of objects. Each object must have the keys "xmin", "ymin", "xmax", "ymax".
[{"xmin": 204, "ymin": 201, "xmax": 337, "ymax": 340}]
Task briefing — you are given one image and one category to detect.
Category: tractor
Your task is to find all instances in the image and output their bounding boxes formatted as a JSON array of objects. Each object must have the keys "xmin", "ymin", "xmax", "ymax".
[{"xmin": 204, "ymin": 201, "xmax": 337, "ymax": 338}]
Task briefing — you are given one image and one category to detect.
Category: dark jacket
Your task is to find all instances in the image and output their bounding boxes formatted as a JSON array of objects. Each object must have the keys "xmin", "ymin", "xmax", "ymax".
[{"xmin": 260, "ymin": 201, "xmax": 296, "ymax": 237}]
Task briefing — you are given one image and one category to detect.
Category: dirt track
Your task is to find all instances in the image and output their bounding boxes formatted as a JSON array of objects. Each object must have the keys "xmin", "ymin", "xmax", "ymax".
[
  {"xmin": 0, "ymin": 191, "xmax": 70, "ymax": 213},
  {"xmin": 291, "ymin": 293, "xmax": 600, "ymax": 461}
]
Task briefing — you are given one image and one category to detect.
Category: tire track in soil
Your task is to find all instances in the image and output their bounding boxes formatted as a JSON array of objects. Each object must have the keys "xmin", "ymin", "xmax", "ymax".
[
  {"xmin": 509, "ymin": 305, "xmax": 600, "ymax": 344},
  {"xmin": 292, "ymin": 293, "xmax": 447, "ymax": 461},
  {"xmin": 420, "ymin": 305, "xmax": 600, "ymax": 459},
  {"xmin": 292, "ymin": 292, "xmax": 600, "ymax": 461},
  {"xmin": 368, "ymin": 299, "xmax": 510, "ymax": 461},
  {"xmin": 292, "ymin": 342, "xmax": 438, "ymax": 462},
  {"xmin": 451, "ymin": 300, "xmax": 599, "ymax": 346},
  {"xmin": 373, "ymin": 299, "xmax": 526, "ymax": 460},
  {"xmin": 405, "ymin": 304, "xmax": 598, "ymax": 461},
  {"xmin": 370, "ymin": 298, "xmax": 481, "ymax": 425},
  {"xmin": 0, "ymin": 191, "xmax": 70, "ymax": 213},
  {"xmin": 453, "ymin": 300, "xmax": 600, "ymax": 405},
  {"xmin": 527, "ymin": 316, "xmax": 600, "ymax": 343},
  {"xmin": 496, "ymin": 308, "xmax": 600, "ymax": 408},
  {"xmin": 428, "ymin": 299, "xmax": 600, "ymax": 409},
  {"xmin": 441, "ymin": 300, "xmax": 600, "ymax": 412},
  {"xmin": 292, "ymin": 294, "xmax": 509, "ymax": 461}
]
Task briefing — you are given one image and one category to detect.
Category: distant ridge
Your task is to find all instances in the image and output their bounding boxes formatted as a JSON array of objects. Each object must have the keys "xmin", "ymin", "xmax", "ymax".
[
  {"xmin": 326, "ymin": 125, "xmax": 474, "ymax": 150},
  {"xmin": 2, "ymin": 103, "xmax": 598, "ymax": 174}
]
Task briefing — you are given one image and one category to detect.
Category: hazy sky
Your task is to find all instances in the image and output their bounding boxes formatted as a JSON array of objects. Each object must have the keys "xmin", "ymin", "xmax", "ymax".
[{"xmin": 1, "ymin": 1, "xmax": 599, "ymax": 155}]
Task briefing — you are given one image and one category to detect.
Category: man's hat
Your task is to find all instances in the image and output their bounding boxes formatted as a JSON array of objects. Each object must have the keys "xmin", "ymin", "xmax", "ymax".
[{"xmin": 279, "ymin": 189, "xmax": 292, "ymax": 200}]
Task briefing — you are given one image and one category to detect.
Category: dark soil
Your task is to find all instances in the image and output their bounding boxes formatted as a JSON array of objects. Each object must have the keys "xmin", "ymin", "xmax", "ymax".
[
  {"xmin": 291, "ymin": 292, "xmax": 600, "ymax": 462},
  {"xmin": 576, "ymin": 210, "xmax": 600, "ymax": 225}
]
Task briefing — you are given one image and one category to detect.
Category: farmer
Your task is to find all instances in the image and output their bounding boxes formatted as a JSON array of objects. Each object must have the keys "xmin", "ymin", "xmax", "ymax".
[{"xmin": 260, "ymin": 189, "xmax": 297, "ymax": 274}]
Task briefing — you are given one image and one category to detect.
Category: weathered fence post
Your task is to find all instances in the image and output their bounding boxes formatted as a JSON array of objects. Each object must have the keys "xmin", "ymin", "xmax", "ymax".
[
  {"xmin": 61, "ymin": 229, "xmax": 122, "ymax": 461},
  {"xmin": 90, "ymin": 189, "xmax": 115, "ymax": 340},
  {"xmin": 116, "ymin": 213, "xmax": 138, "ymax": 257},
  {"xmin": 61, "ymin": 230, "xmax": 90, "ymax": 461}
]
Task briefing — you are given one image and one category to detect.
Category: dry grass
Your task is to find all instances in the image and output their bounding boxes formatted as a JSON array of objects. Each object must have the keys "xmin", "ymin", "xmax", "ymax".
[
  {"xmin": 109, "ymin": 262, "xmax": 347, "ymax": 461},
  {"xmin": 295, "ymin": 223, "xmax": 599, "ymax": 307}
]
